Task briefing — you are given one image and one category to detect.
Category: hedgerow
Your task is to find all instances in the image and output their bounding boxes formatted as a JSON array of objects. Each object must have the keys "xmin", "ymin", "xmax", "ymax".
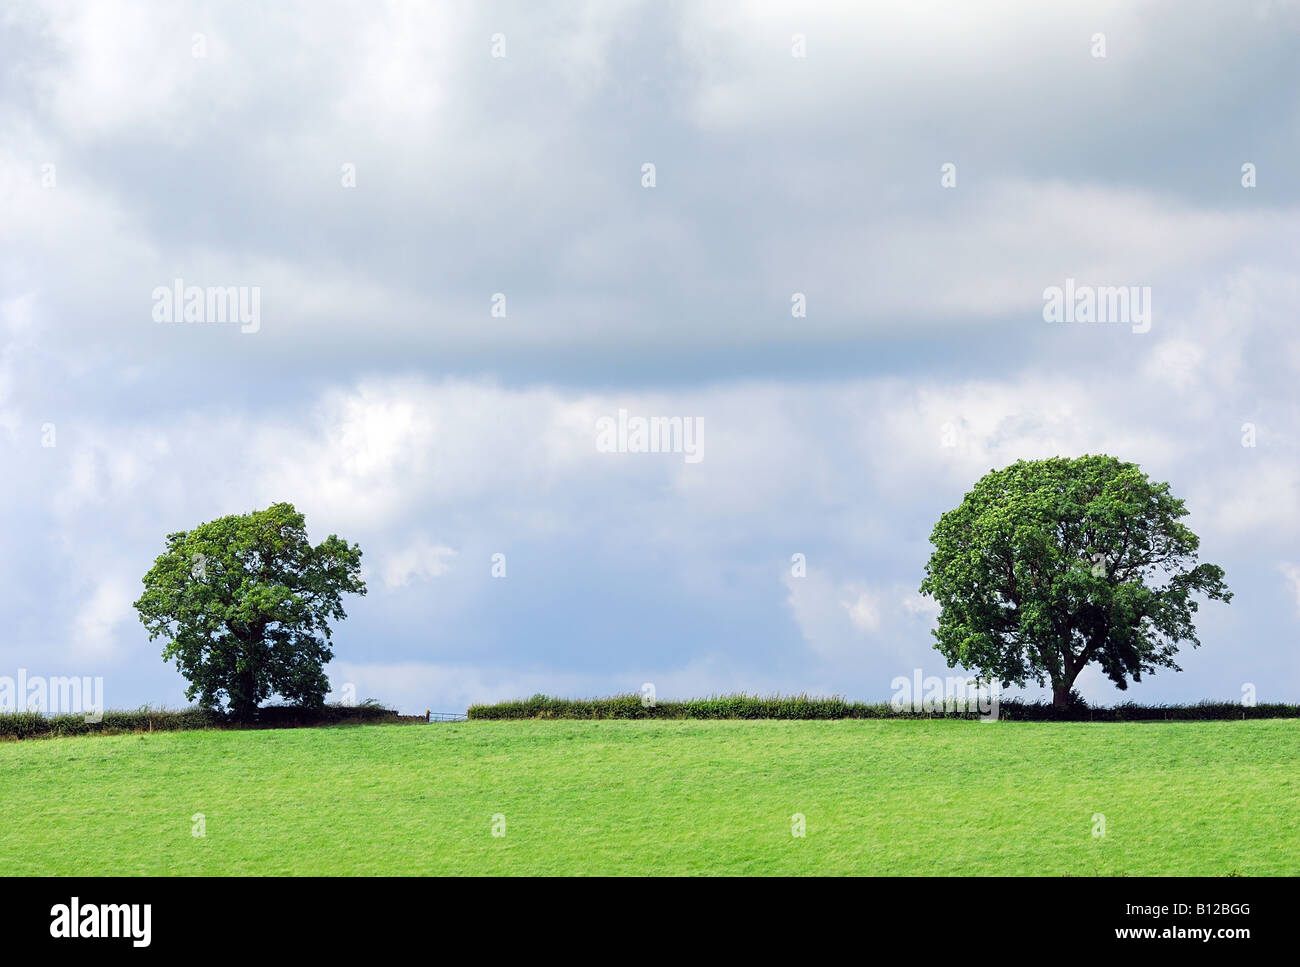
[
  {"xmin": 0, "ymin": 701, "xmax": 408, "ymax": 741},
  {"xmin": 467, "ymin": 693, "xmax": 1300, "ymax": 722}
]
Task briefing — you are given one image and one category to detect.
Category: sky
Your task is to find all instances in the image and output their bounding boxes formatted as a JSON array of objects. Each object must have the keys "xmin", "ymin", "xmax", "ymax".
[{"xmin": 1, "ymin": 0, "xmax": 1298, "ymax": 715}]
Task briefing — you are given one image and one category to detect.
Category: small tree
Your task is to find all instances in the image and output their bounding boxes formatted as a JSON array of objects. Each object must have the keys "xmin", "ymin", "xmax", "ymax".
[
  {"xmin": 135, "ymin": 502, "xmax": 366, "ymax": 719},
  {"xmin": 919, "ymin": 455, "xmax": 1230, "ymax": 708}
]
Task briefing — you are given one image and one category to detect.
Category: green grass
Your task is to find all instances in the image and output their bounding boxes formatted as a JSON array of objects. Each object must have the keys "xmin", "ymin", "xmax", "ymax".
[{"xmin": 1, "ymin": 719, "xmax": 1295, "ymax": 875}]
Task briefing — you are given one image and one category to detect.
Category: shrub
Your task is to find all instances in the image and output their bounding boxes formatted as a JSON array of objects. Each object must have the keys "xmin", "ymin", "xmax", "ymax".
[
  {"xmin": 466, "ymin": 693, "xmax": 1300, "ymax": 722},
  {"xmin": 0, "ymin": 702, "xmax": 406, "ymax": 741}
]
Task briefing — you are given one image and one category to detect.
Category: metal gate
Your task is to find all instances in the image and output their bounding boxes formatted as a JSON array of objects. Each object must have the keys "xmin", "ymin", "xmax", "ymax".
[{"xmin": 425, "ymin": 710, "xmax": 467, "ymax": 722}]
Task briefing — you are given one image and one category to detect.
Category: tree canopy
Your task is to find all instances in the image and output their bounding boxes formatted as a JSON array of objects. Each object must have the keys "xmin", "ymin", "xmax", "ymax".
[
  {"xmin": 919, "ymin": 455, "xmax": 1230, "ymax": 708},
  {"xmin": 134, "ymin": 502, "xmax": 366, "ymax": 718}
]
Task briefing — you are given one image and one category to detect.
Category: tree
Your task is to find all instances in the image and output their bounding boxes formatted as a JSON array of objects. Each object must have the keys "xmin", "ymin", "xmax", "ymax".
[
  {"xmin": 134, "ymin": 502, "xmax": 366, "ymax": 719},
  {"xmin": 919, "ymin": 455, "xmax": 1230, "ymax": 709}
]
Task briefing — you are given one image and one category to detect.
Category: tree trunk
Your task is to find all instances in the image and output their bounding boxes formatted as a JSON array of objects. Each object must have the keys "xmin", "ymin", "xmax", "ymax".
[
  {"xmin": 1052, "ymin": 682, "xmax": 1072, "ymax": 709},
  {"xmin": 230, "ymin": 629, "xmax": 262, "ymax": 721},
  {"xmin": 231, "ymin": 667, "xmax": 259, "ymax": 721}
]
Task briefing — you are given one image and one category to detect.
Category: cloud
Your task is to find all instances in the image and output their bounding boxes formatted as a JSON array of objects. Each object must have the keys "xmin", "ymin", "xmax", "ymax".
[
  {"xmin": 380, "ymin": 539, "xmax": 457, "ymax": 590},
  {"xmin": 784, "ymin": 571, "xmax": 884, "ymax": 658},
  {"xmin": 71, "ymin": 576, "xmax": 136, "ymax": 661},
  {"xmin": 901, "ymin": 593, "xmax": 940, "ymax": 620},
  {"xmin": 843, "ymin": 585, "xmax": 882, "ymax": 633},
  {"xmin": 1, "ymin": 0, "xmax": 1296, "ymax": 711}
]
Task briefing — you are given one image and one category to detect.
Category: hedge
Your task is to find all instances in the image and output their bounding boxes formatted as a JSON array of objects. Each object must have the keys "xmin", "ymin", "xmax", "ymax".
[
  {"xmin": 0, "ymin": 701, "xmax": 410, "ymax": 740},
  {"xmin": 467, "ymin": 693, "xmax": 1300, "ymax": 722}
]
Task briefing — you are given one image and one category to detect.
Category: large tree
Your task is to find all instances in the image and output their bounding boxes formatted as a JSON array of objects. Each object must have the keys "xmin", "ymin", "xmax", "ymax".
[
  {"xmin": 135, "ymin": 502, "xmax": 366, "ymax": 719},
  {"xmin": 919, "ymin": 455, "xmax": 1230, "ymax": 708}
]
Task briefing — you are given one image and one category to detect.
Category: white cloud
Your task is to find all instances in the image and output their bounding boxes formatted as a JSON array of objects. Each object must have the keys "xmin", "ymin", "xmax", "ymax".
[
  {"xmin": 380, "ymin": 538, "xmax": 457, "ymax": 590},
  {"xmin": 1142, "ymin": 339, "xmax": 1207, "ymax": 392},
  {"xmin": 901, "ymin": 593, "xmax": 940, "ymax": 620},
  {"xmin": 784, "ymin": 571, "xmax": 884, "ymax": 658},
  {"xmin": 843, "ymin": 584, "xmax": 882, "ymax": 633},
  {"xmin": 71, "ymin": 576, "xmax": 135, "ymax": 661}
]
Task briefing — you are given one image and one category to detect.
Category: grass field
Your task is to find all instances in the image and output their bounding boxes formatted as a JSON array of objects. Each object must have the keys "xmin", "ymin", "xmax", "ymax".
[{"xmin": 1, "ymin": 719, "xmax": 1296, "ymax": 875}]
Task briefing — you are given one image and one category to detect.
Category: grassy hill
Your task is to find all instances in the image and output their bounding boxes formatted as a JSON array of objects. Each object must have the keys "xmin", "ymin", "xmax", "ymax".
[{"xmin": 1, "ymin": 719, "xmax": 1295, "ymax": 875}]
